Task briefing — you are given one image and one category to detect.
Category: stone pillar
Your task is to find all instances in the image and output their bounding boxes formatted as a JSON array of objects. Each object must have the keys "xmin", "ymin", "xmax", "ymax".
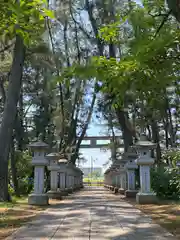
[
  {"xmin": 79, "ymin": 170, "xmax": 83, "ymax": 188},
  {"xmin": 104, "ymin": 173, "xmax": 107, "ymax": 187},
  {"xmin": 76, "ymin": 167, "xmax": 83, "ymax": 188},
  {"xmin": 58, "ymin": 158, "xmax": 69, "ymax": 196},
  {"xmin": 118, "ymin": 174, "xmax": 121, "ymax": 188},
  {"xmin": 50, "ymin": 170, "xmax": 58, "ymax": 191},
  {"xmin": 28, "ymin": 141, "xmax": 49, "ymax": 206},
  {"xmin": 112, "ymin": 173, "xmax": 116, "ymax": 187},
  {"xmin": 125, "ymin": 162, "xmax": 138, "ymax": 198},
  {"xmin": 76, "ymin": 176, "xmax": 79, "ymax": 188},
  {"xmin": 140, "ymin": 165, "xmax": 151, "ymax": 192},
  {"xmin": 111, "ymin": 171, "xmax": 119, "ymax": 193},
  {"xmin": 116, "ymin": 174, "xmax": 120, "ymax": 187},
  {"xmin": 134, "ymin": 134, "xmax": 157, "ymax": 204},
  {"xmin": 65, "ymin": 173, "xmax": 72, "ymax": 194},
  {"xmin": 34, "ymin": 166, "xmax": 45, "ymax": 194},
  {"xmin": 66, "ymin": 162, "xmax": 75, "ymax": 192},
  {"xmin": 73, "ymin": 167, "xmax": 81, "ymax": 190},
  {"xmin": 68, "ymin": 175, "xmax": 71, "ymax": 188},
  {"xmin": 119, "ymin": 172, "xmax": 126, "ymax": 194},
  {"xmin": 79, "ymin": 174, "xmax": 82, "ymax": 187},
  {"xmin": 74, "ymin": 176, "xmax": 77, "ymax": 190},
  {"xmin": 59, "ymin": 172, "xmax": 66, "ymax": 189},
  {"xmin": 107, "ymin": 171, "xmax": 111, "ymax": 186},
  {"xmin": 136, "ymin": 161, "xmax": 157, "ymax": 204},
  {"xmin": 127, "ymin": 170, "xmax": 136, "ymax": 190},
  {"xmin": 71, "ymin": 176, "xmax": 75, "ymax": 189},
  {"xmin": 46, "ymin": 153, "xmax": 62, "ymax": 200}
]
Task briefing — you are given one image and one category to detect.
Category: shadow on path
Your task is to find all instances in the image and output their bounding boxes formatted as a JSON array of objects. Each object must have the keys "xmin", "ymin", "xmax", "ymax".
[{"xmin": 6, "ymin": 187, "xmax": 177, "ymax": 240}]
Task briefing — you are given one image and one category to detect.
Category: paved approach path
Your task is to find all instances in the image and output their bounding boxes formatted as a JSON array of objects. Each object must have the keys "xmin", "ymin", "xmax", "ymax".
[{"xmin": 6, "ymin": 187, "xmax": 177, "ymax": 240}]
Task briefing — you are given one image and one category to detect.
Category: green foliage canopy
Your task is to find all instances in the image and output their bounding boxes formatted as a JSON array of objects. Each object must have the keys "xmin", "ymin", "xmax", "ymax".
[
  {"xmin": 0, "ymin": 0, "xmax": 54, "ymax": 45},
  {"xmin": 58, "ymin": 2, "xmax": 180, "ymax": 111}
]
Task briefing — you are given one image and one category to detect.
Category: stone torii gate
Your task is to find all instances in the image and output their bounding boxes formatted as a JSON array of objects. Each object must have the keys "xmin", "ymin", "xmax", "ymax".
[{"xmin": 79, "ymin": 136, "xmax": 124, "ymax": 149}]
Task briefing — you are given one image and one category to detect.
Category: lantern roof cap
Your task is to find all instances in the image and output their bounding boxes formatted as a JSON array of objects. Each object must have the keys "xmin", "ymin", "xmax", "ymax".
[
  {"xmin": 58, "ymin": 158, "xmax": 68, "ymax": 163},
  {"xmin": 112, "ymin": 158, "xmax": 121, "ymax": 164},
  {"xmin": 110, "ymin": 165, "xmax": 119, "ymax": 170},
  {"xmin": 46, "ymin": 152, "xmax": 60, "ymax": 157},
  {"xmin": 67, "ymin": 162, "xmax": 74, "ymax": 167},
  {"xmin": 133, "ymin": 134, "xmax": 156, "ymax": 148},
  {"xmin": 104, "ymin": 168, "xmax": 110, "ymax": 174},
  {"xmin": 75, "ymin": 167, "xmax": 83, "ymax": 173},
  {"xmin": 120, "ymin": 153, "xmax": 130, "ymax": 162},
  {"xmin": 124, "ymin": 147, "xmax": 138, "ymax": 157},
  {"xmin": 46, "ymin": 152, "xmax": 60, "ymax": 160},
  {"xmin": 29, "ymin": 141, "xmax": 49, "ymax": 149}
]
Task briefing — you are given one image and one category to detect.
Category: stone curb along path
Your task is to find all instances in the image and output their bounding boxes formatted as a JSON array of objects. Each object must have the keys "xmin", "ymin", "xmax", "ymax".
[{"xmin": 6, "ymin": 187, "xmax": 178, "ymax": 240}]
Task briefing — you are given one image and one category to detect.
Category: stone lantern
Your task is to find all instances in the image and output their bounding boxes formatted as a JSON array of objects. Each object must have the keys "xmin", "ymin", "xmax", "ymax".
[
  {"xmin": 58, "ymin": 157, "xmax": 69, "ymax": 195},
  {"xmin": 46, "ymin": 152, "xmax": 62, "ymax": 199},
  {"xmin": 106, "ymin": 166, "xmax": 114, "ymax": 187},
  {"xmin": 73, "ymin": 166, "xmax": 82, "ymax": 190},
  {"xmin": 110, "ymin": 166, "xmax": 119, "ymax": 193},
  {"xmin": 28, "ymin": 141, "xmax": 49, "ymax": 206},
  {"xmin": 118, "ymin": 155, "xmax": 128, "ymax": 194},
  {"xmin": 66, "ymin": 153, "xmax": 76, "ymax": 192},
  {"xmin": 105, "ymin": 168, "xmax": 111, "ymax": 187},
  {"xmin": 104, "ymin": 169, "xmax": 109, "ymax": 187},
  {"xmin": 109, "ymin": 166, "xmax": 116, "ymax": 187},
  {"xmin": 76, "ymin": 167, "xmax": 83, "ymax": 189},
  {"xmin": 66, "ymin": 161, "xmax": 76, "ymax": 193},
  {"xmin": 133, "ymin": 134, "xmax": 157, "ymax": 204},
  {"xmin": 111, "ymin": 159, "xmax": 121, "ymax": 188},
  {"xmin": 124, "ymin": 148, "xmax": 138, "ymax": 198}
]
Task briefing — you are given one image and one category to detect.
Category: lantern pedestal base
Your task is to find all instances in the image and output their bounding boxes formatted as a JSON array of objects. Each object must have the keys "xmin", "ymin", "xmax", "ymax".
[
  {"xmin": 113, "ymin": 187, "xmax": 119, "ymax": 194},
  {"xmin": 136, "ymin": 192, "xmax": 157, "ymax": 204},
  {"xmin": 60, "ymin": 189, "xmax": 69, "ymax": 196},
  {"xmin": 125, "ymin": 190, "xmax": 138, "ymax": 198},
  {"xmin": 28, "ymin": 194, "xmax": 49, "ymax": 206},
  {"xmin": 73, "ymin": 186, "xmax": 80, "ymax": 191},
  {"xmin": 119, "ymin": 188, "xmax": 125, "ymax": 195},
  {"xmin": 47, "ymin": 190, "xmax": 62, "ymax": 200},
  {"xmin": 67, "ymin": 187, "xmax": 73, "ymax": 194}
]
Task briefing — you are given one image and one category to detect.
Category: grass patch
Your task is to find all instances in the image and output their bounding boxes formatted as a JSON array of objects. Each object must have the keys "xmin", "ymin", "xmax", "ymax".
[
  {"xmin": 0, "ymin": 195, "xmax": 45, "ymax": 239},
  {"xmin": 83, "ymin": 178, "xmax": 104, "ymax": 182},
  {"xmin": 124, "ymin": 196, "xmax": 180, "ymax": 239},
  {"xmin": 83, "ymin": 178, "xmax": 104, "ymax": 186},
  {"xmin": 0, "ymin": 196, "xmax": 28, "ymax": 209}
]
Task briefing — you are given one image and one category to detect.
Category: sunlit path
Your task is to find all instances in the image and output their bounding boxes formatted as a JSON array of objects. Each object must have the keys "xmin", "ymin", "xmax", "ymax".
[{"xmin": 6, "ymin": 187, "xmax": 177, "ymax": 240}]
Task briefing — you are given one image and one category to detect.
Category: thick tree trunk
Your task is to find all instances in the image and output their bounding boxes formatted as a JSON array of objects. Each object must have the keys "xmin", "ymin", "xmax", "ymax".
[
  {"xmin": 151, "ymin": 119, "xmax": 161, "ymax": 164},
  {"xmin": 10, "ymin": 135, "xmax": 20, "ymax": 197},
  {"xmin": 147, "ymin": 125, "xmax": 152, "ymax": 140},
  {"xmin": 163, "ymin": 114, "xmax": 169, "ymax": 149},
  {"xmin": 17, "ymin": 90, "xmax": 25, "ymax": 150},
  {"xmin": 0, "ymin": 35, "xmax": 25, "ymax": 201},
  {"xmin": 115, "ymin": 107, "xmax": 135, "ymax": 152},
  {"xmin": 164, "ymin": 96, "xmax": 176, "ymax": 147},
  {"xmin": 167, "ymin": 105, "xmax": 176, "ymax": 147},
  {"xmin": 167, "ymin": 0, "xmax": 180, "ymax": 23}
]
